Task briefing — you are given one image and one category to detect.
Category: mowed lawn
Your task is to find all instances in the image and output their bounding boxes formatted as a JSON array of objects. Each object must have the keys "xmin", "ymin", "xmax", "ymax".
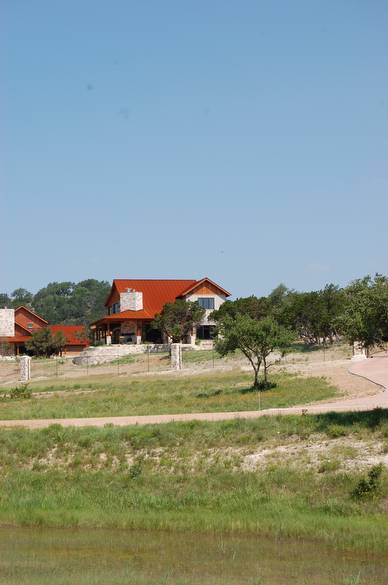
[{"xmin": 0, "ymin": 370, "xmax": 339, "ymax": 420}]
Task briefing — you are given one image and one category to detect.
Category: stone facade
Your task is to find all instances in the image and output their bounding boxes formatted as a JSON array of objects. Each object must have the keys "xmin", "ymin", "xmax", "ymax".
[
  {"xmin": 184, "ymin": 290, "xmax": 227, "ymax": 346},
  {"xmin": 0, "ymin": 309, "xmax": 15, "ymax": 337},
  {"xmin": 120, "ymin": 290, "xmax": 143, "ymax": 312}
]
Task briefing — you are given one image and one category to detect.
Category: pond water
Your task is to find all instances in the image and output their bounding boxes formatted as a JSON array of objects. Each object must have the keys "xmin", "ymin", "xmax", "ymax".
[{"xmin": 0, "ymin": 527, "xmax": 386, "ymax": 585}]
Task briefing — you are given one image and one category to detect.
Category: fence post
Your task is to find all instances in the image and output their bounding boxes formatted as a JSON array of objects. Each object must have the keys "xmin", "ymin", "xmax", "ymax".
[
  {"xmin": 171, "ymin": 343, "xmax": 182, "ymax": 370},
  {"xmin": 19, "ymin": 355, "xmax": 31, "ymax": 382}
]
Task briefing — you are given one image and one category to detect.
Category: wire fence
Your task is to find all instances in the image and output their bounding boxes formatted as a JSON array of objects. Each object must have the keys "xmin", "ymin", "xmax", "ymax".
[{"xmin": 0, "ymin": 347, "xmax": 223, "ymax": 388}]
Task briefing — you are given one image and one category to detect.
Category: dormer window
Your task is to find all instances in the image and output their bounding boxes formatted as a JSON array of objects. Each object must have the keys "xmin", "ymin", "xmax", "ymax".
[{"xmin": 27, "ymin": 322, "xmax": 34, "ymax": 329}]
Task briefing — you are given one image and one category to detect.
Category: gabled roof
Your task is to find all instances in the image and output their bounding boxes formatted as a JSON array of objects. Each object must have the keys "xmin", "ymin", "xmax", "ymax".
[
  {"xmin": 15, "ymin": 305, "xmax": 48, "ymax": 324},
  {"xmin": 178, "ymin": 277, "xmax": 231, "ymax": 298},
  {"xmin": 105, "ymin": 279, "xmax": 197, "ymax": 313}
]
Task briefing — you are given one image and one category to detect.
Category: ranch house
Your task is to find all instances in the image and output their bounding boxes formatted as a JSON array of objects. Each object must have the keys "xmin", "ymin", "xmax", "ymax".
[{"xmin": 91, "ymin": 277, "xmax": 231, "ymax": 346}]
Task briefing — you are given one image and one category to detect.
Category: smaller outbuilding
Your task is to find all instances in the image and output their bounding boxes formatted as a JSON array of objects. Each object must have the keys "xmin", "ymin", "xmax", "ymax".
[{"xmin": 0, "ymin": 306, "xmax": 89, "ymax": 356}]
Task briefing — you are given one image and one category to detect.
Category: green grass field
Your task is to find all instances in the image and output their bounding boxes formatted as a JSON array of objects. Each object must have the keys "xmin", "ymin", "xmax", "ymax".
[
  {"xmin": 0, "ymin": 410, "xmax": 387, "ymax": 553},
  {"xmin": 0, "ymin": 371, "xmax": 338, "ymax": 420}
]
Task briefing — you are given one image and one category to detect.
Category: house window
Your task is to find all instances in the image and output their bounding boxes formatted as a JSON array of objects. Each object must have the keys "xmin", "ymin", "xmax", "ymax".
[
  {"xmin": 27, "ymin": 323, "xmax": 33, "ymax": 329},
  {"xmin": 196, "ymin": 325, "xmax": 215, "ymax": 340},
  {"xmin": 112, "ymin": 302, "xmax": 120, "ymax": 314},
  {"xmin": 197, "ymin": 297, "xmax": 215, "ymax": 310}
]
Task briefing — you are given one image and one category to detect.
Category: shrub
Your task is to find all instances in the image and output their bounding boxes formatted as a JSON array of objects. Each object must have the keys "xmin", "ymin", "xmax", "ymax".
[
  {"xmin": 129, "ymin": 460, "xmax": 142, "ymax": 479},
  {"xmin": 351, "ymin": 464, "xmax": 383, "ymax": 500},
  {"xmin": 326, "ymin": 424, "xmax": 348, "ymax": 438},
  {"xmin": 318, "ymin": 459, "xmax": 341, "ymax": 473},
  {"xmin": 0, "ymin": 384, "xmax": 32, "ymax": 401}
]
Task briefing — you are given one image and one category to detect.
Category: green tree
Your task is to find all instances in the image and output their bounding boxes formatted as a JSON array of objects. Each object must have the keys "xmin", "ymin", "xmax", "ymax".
[
  {"xmin": 279, "ymin": 285, "xmax": 344, "ymax": 345},
  {"xmin": 51, "ymin": 331, "xmax": 67, "ymax": 357},
  {"xmin": 10, "ymin": 288, "xmax": 33, "ymax": 308},
  {"xmin": 153, "ymin": 300, "xmax": 205, "ymax": 343},
  {"xmin": 211, "ymin": 295, "xmax": 270, "ymax": 323},
  {"xmin": 0, "ymin": 293, "xmax": 11, "ymax": 308},
  {"xmin": 216, "ymin": 315, "xmax": 294, "ymax": 388},
  {"xmin": 25, "ymin": 328, "xmax": 65, "ymax": 357},
  {"xmin": 32, "ymin": 280, "xmax": 110, "ymax": 325},
  {"xmin": 337, "ymin": 275, "xmax": 388, "ymax": 354}
]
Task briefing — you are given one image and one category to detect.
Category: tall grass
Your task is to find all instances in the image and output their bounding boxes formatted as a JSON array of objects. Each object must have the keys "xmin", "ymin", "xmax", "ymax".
[
  {"xmin": 0, "ymin": 410, "xmax": 386, "ymax": 552},
  {"xmin": 0, "ymin": 371, "xmax": 338, "ymax": 420}
]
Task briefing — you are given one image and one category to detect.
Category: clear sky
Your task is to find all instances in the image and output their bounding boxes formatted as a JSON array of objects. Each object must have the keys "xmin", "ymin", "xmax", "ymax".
[{"xmin": 1, "ymin": 0, "xmax": 387, "ymax": 298}]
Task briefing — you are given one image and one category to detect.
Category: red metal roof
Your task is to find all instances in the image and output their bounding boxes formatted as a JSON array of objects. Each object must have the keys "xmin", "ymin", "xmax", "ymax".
[
  {"xmin": 94, "ymin": 277, "xmax": 230, "ymax": 325},
  {"xmin": 101, "ymin": 309, "xmax": 153, "ymax": 322},
  {"xmin": 106, "ymin": 279, "xmax": 197, "ymax": 312},
  {"xmin": 49, "ymin": 325, "xmax": 89, "ymax": 346}
]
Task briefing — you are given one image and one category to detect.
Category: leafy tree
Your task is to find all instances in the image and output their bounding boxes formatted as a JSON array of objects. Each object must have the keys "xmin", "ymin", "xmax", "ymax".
[
  {"xmin": 32, "ymin": 282, "xmax": 75, "ymax": 323},
  {"xmin": 0, "ymin": 293, "xmax": 11, "ymax": 308},
  {"xmin": 10, "ymin": 288, "xmax": 33, "ymax": 307},
  {"xmin": 216, "ymin": 315, "xmax": 294, "ymax": 388},
  {"xmin": 153, "ymin": 300, "xmax": 205, "ymax": 343},
  {"xmin": 268, "ymin": 283, "xmax": 289, "ymax": 308},
  {"xmin": 25, "ymin": 328, "xmax": 66, "ymax": 357},
  {"xmin": 32, "ymin": 280, "xmax": 110, "ymax": 325},
  {"xmin": 211, "ymin": 295, "xmax": 270, "ymax": 323},
  {"xmin": 337, "ymin": 275, "xmax": 388, "ymax": 354},
  {"xmin": 51, "ymin": 331, "xmax": 67, "ymax": 356},
  {"xmin": 279, "ymin": 285, "xmax": 344, "ymax": 345}
]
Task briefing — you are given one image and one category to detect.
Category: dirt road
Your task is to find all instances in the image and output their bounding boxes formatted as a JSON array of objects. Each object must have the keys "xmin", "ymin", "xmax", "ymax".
[{"xmin": 0, "ymin": 356, "xmax": 386, "ymax": 429}]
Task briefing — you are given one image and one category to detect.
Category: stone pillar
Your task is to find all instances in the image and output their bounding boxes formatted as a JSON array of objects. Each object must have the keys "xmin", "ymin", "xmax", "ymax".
[
  {"xmin": 351, "ymin": 341, "xmax": 367, "ymax": 361},
  {"xmin": 171, "ymin": 343, "xmax": 182, "ymax": 370},
  {"xmin": 19, "ymin": 355, "xmax": 31, "ymax": 382}
]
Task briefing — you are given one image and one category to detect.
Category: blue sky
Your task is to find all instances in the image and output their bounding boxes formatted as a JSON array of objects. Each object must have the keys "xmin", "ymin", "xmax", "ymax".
[{"xmin": 2, "ymin": 0, "xmax": 387, "ymax": 298}]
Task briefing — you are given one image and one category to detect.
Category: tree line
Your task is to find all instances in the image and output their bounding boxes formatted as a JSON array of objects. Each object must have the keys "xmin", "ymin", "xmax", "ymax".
[
  {"xmin": 2, "ymin": 274, "xmax": 388, "ymax": 374},
  {"xmin": 0, "ymin": 280, "xmax": 111, "ymax": 325},
  {"xmin": 154, "ymin": 274, "xmax": 388, "ymax": 389}
]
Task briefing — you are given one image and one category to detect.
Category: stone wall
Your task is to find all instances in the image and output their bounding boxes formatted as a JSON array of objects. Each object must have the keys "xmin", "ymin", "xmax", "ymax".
[
  {"xmin": 0, "ymin": 309, "xmax": 15, "ymax": 337},
  {"xmin": 73, "ymin": 343, "xmax": 171, "ymax": 366},
  {"xmin": 120, "ymin": 290, "xmax": 143, "ymax": 312}
]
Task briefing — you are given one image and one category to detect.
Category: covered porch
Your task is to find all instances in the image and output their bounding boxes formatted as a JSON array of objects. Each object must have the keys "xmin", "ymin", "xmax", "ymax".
[{"xmin": 92, "ymin": 317, "xmax": 163, "ymax": 345}]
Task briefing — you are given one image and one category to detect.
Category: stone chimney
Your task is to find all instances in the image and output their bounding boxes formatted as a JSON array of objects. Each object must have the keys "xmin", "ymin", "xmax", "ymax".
[
  {"xmin": 119, "ymin": 289, "xmax": 143, "ymax": 312},
  {"xmin": 0, "ymin": 308, "xmax": 15, "ymax": 337}
]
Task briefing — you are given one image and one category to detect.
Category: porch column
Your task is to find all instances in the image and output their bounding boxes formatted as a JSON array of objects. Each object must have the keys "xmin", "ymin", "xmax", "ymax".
[
  {"xmin": 106, "ymin": 324, "xmax": 112, "ymax": 345},
  {"xmin": 135, "ymin": 321, "xmax": 142, "ymax": 345}
]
